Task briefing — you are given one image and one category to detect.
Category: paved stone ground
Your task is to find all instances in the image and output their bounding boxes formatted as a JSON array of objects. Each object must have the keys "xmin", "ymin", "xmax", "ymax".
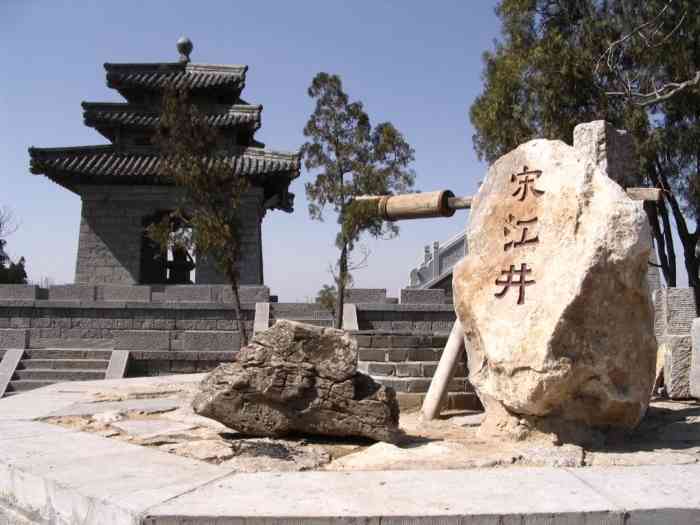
[
  {"xmin": 35, "ymin": 374, "xmax": 700, "ymax": 471},
  {"xmin": 3, "ymin": 375, "xmax": 700, "ymax": 523}
]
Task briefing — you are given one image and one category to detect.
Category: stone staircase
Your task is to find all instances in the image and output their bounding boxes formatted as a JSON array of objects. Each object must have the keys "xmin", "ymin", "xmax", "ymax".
[
  {"xmin": 354, "ymin": 331, "xmax": 482, "ymax": 411},
  {"xmin": 2, "ymin": 349, "xmax": 110, "ymax": 397}
]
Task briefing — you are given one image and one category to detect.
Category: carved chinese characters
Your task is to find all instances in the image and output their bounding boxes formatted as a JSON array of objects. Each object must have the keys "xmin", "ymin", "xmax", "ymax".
[
  {"xmin": 511, "ymin": 166, "xmax": 544, "ymax": 201},
  {"xmin": 503, "ymin": 215, "xmax": 538, "ymax": 251},
  {"xmin": 494, "ymin": 166, "xmax": 544, "ymax": 305},
  {"xmin": 494, "ymin": 263, "xmax": 535, "ymax": 305},
  {"xmin": 453, "ymin": 131, "xmax": 656, "ymax": 442}
]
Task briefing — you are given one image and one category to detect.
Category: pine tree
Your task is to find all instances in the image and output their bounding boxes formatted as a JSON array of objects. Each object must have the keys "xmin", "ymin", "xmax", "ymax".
[{"xmin": 302, "ymin": 73, "xmax": 415, "ymax": 328}]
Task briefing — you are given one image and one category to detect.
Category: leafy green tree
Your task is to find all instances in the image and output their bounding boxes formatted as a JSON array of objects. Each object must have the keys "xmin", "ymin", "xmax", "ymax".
[
  {"xmin": 151, "ymin": 89, "xmax": 251, "ymax": 344},
  {"xmin": 0, "ymin": 245, "xmax": 27, "ymax": 284},
  {"xmin": 315, "ymin": 284, "xmax": 337, "ymax": 314},
  {"xmin": 470, "ymin": 0, "xmax": 700, "ymax": 308},
  {"xmin": 302, "ymin": 73, "xmax": 415, "ymax": 328}
]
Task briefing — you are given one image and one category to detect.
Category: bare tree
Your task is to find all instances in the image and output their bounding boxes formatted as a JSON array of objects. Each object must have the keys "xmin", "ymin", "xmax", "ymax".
[
  {"xmin": 0, "ymin": 206, "xmax": 18, "ymax": 241},
  {"xmin": 597, "ymin": 0, "xmax": 699, "ymax": 106}
]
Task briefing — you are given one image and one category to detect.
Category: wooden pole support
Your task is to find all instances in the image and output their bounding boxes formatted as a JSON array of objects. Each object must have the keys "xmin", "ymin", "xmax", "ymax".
[
  {"xmin": 354, "ymin": 186, "xmax": 659, "ymax": 229},
  {"xmin": 421, "ymin": 319, "xmax": 466, "ymax": 421}
]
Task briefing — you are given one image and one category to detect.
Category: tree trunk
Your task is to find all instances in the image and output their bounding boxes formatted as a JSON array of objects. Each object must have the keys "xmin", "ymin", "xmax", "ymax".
[
  {"xmin": 335, "ymin": 242, "xmax": 348, "ymax": 329},
  {"xmin": 657, "ymin": 197, "xmax": 677, "ymax": 286},
  {"xmin": 226, "ymin": 271, "xmax": 248, "ymax": 346},
  {"xmin": 232, "ymin": 283, "xmax": 248, "ymax": 346},
  {"xmin": 654, "ymin": 159, "xmax": 700, "ymax": 313},
  {"xmin": 644, "ymin": 199, "xmax": 675, "ymax": 286}
]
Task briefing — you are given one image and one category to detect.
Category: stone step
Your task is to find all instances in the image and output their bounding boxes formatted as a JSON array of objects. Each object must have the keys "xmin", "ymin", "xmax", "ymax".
[
  {"xmin": 395, "ymin": 392, "xmax": 483, "ymax": 412},
  {"xmin": 360, "ymin": 361, "xmax": 468, "ymax": 379},
  {"xmin": 13, "ymin": 369, "xmax": 106, "ymax": 381},
  {"xmin": 6, "ymin": 379, "xmax": 55, "ymax": 392},
  {"xmin": 23, "ymin": 349, "xmax": 113, "ymax": 360},
  {"xmin": 17, "ymin": 359, "xmax": 109, "ymax": 370},
  {"xmin": 371, "ymin": 376, "xmax": 470, "ymax": 394},
  {"xmin": 29, "ymin": 338, "xmax": 114, "ymax": 350},
  {"xmin": 271, "ymin": 318, "xmax": 335, "ymax": 327},
  {"xmin": 357, "ymin": 348, "xmax": 456, "ymax": 362}
]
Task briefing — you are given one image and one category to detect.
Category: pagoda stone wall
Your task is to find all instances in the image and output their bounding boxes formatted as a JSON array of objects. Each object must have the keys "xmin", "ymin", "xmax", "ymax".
[{"xmin": 75, "ymin": 185, "xmax": 264, "ymax": 285}]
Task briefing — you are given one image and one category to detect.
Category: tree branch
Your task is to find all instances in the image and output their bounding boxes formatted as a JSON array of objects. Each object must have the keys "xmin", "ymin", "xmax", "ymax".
[{"xmin": 596, "ymin": 0, "xmax": 697, "ymax": 106}]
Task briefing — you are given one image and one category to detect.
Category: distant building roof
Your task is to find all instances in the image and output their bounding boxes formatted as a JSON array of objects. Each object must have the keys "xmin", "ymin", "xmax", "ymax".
[
  {"xmin": 104, "ymin": 62, "xmax": 247, "ymax": 94},
  {"xmin": 27, "ymin": 38, "xmax": 300, "ymax": 213},
  {"xmin": 29, "ymin": 145, "xmax": 299, "ymax": 183},
  {"xmin": 81, "ymin": 102, "xmax": 262, "ymax": 131}
]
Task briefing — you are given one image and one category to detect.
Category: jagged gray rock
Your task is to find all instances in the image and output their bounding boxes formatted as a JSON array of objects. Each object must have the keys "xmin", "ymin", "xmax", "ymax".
[{"xmin": 192, "ymin": 320, "xmax": 400, "ymax": 442}]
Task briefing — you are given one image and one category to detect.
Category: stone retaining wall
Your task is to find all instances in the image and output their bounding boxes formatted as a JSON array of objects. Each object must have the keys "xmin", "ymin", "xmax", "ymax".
[
  {"xmin": 356, "ymin": 304, "xmax": 455, "ymax": 332},
  {"xmin": 126, "ymin": 350, "xmax": 238, "ymax": 377},
  {"xmin": 0, "ymin": 284, "xmax": 269, "ymax": 304},
  {"xmin": 0, "ymin": 301, "xmax": 254, "ymax": 352}
]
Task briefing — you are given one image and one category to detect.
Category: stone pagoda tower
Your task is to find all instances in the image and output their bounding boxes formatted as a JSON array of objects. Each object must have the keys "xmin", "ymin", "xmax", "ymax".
[{"xmin": 29, "ymin": 38, "xmax": 300, "ymax": 286}]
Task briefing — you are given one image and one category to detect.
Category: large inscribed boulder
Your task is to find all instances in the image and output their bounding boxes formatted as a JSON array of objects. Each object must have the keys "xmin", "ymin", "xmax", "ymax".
[
  {"xmin": 453, "ymin": 132, "xmax": 656, "ymax": 441},
  {"xmin": 192, "ymin": 320, "xmax": 400, "ymax": 442}
]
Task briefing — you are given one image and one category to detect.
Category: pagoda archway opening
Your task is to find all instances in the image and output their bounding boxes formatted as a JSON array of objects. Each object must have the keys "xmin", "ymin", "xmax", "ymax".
[{"xmin": 140, "ymin": 211, "xmax": 197, "ymax": 285}]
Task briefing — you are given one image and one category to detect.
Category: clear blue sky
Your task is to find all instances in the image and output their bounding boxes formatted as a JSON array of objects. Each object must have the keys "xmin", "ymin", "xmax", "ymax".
[{"xmin": 1, "ymin": 1, "xmax": 503, "ymax": 301}]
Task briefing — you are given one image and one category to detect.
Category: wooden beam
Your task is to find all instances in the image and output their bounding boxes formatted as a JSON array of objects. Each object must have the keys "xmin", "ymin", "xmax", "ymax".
[
  {"xmin": 626, "ymin": 187, "xmax": 662, "ymax": 202},
  {"xmin": 447, "ymin": 196, "xmax": 473, "ymax": 210}
]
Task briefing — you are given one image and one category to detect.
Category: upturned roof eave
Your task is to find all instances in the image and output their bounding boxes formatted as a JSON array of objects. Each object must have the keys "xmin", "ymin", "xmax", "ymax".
[
  {"xmin": 103, "ymin": 62, "xmax": 248, "ymax": 74},
  {"xmin": 28, "ymin": 145, "xmax": 301, "ymax": 181},
  {"xmin": 80, "ymin": 102, "xmax": 263, "ymax": 130},
  {"xmin": 104, "ymin": 62, "xmax": 248, "ymax": 94},
  {"xmin": 80, "ymin": 101, "xmax": 263, "ymax": 112}
]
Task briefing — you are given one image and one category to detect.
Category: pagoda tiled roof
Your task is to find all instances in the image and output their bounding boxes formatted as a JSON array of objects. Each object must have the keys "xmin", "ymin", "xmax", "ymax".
[
  {"xmin": 81, "ymin": 102, "xmax": 262, "ymax": 130},
  {"xmin": 29, "ymin": 145, "xmax": 300, "ymax": 183},
  {"xmin": 104, "ymin": 63, "xmax": 247, "ymax": 92}
]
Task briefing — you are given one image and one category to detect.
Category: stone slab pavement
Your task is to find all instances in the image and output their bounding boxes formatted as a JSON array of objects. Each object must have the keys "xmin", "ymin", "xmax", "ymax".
[{"xmin": 2, "ymin": 377, "xmax": 700, "ymax": 524}]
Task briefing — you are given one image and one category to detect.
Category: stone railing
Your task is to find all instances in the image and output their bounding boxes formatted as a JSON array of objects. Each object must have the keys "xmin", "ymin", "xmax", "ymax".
[{"xmin": 408, "ymin": 230, "xmax": 467, "ymax": 290}]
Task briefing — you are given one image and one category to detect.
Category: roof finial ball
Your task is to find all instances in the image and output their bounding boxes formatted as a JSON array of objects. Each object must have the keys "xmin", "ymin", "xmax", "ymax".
[{"xmin": 176, "ymin": 36, "xmax": 193, "ymax": 63}]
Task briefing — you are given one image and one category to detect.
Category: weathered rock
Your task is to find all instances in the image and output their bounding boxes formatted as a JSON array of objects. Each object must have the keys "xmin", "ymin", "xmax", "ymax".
[
  {"xmin": 192, "ymin": 320, "xmax": 400, "ymax": 442},
  {"xmin": 453, "ymin": 127, "xmax": 656, "ymax": 442}
]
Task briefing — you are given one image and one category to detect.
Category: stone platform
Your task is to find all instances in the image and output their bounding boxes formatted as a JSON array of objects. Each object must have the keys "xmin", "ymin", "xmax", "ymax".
[{"xmin": 2, "ymin": 375, "xmax": 700, "ymax": 523}]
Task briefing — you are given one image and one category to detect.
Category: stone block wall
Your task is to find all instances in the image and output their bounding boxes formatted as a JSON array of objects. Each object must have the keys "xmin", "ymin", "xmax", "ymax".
[
  {"xmin": 356, "ymin": 304, "xmax": 455, "ymax": 333},
  {"xmin": 269, "ymin": 303, "xmax": 334, "ymax": 327},
  {"xmin": 345, "ymin": 289, "xmax": 390, "ymax": 304},
  {"xmin": 0, "ymin": 329, "xmax": 29, "ymax": 349},
  {"xmin": 126, "ymin": 350, "xmax": 237, "ymax": 377},
  {"xmin": 0, "ymin": 284, "xmax": 269, "ymax": 305},
  {"xmin": 0, "ymin": 286, "xmax": 41, "ymax": 300},
  {"xmin": 0, "ymin": 301, "xmax": 254, "ymax": 352},
  {"xmin": 654, "ymin": 287, "xmax": 695, "ymax": 398},
  {"xmin": 354, "ymin": 331, "xmax": 481, "ymax": 411},
  {"xmin": 400, "ymin": 288, "xmax": 447, "ymax": 304},
  {"xmin": 75, "ymin": 185, "xmax": 264, "ymax": 285}
]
